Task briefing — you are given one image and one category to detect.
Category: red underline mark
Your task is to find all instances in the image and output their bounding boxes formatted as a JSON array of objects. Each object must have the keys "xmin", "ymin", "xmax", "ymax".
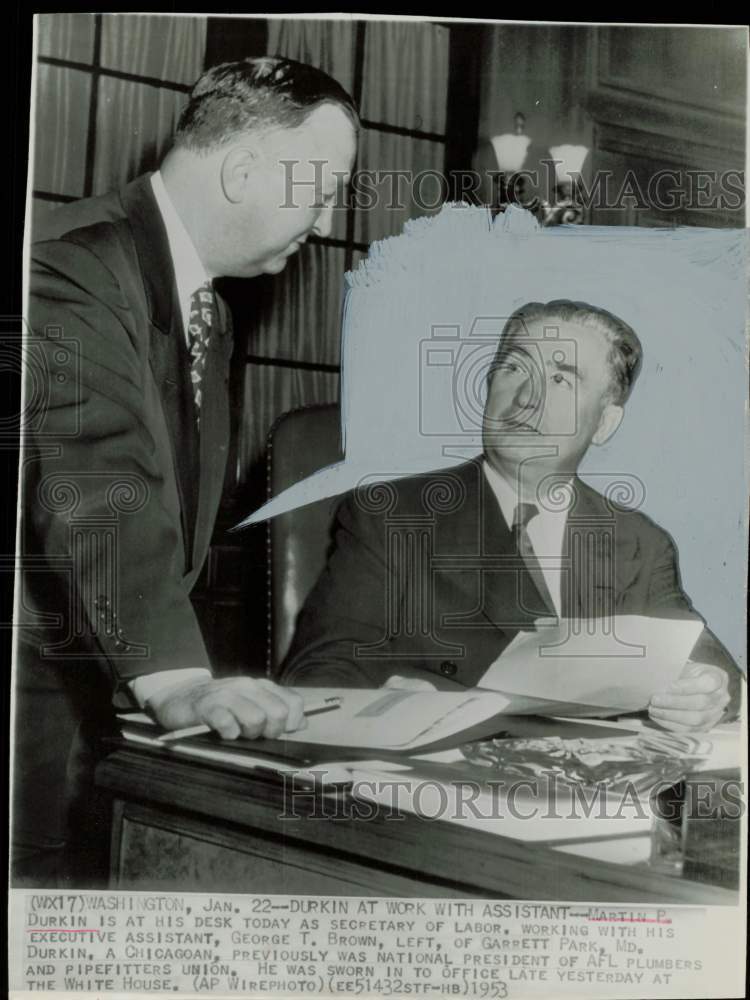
[
  {"xmin": 26, "ymin": 928, "xmax": 101, "ymax": 932},
  {"xmin": 587, "ymin": 918, "xmax": 672, "ymax": 924}
]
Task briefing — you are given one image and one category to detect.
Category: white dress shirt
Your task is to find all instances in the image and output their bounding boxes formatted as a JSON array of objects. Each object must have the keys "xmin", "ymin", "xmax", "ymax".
[
  {"xmin": 128, "ymin": 172, "xmax": 213, "ymax": 709},
  {"xmin": 483, "ymin": 459, "xmax": 570, "ymax": 617},
  {"xmin": 150, "ymin": 170, "xmax": 212, "ymax": 344}
]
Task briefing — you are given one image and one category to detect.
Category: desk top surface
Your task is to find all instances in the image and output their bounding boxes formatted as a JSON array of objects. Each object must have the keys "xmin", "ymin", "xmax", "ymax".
[{"xmin": 96, "ymin": 745, "xmax": 740, "ymax": 905}]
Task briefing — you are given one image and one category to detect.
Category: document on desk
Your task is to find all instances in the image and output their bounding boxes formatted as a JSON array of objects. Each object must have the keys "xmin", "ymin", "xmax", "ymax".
[
  {"xmin": 479, "ymin": 614, "xmax": 704, "ymax": 714},
  {"xmin": 282, "ymin": 687, "xmax": 512, "ymax": 750}
]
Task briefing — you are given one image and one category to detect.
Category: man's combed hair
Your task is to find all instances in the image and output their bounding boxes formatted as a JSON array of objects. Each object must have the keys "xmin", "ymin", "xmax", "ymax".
[
  {"xmin": 500, "ymin": 299, "xmax": 643, "ymax": 404},
  {"xmin": 175, "ymin": 56, "xmax": 359, "ymax": 151}
]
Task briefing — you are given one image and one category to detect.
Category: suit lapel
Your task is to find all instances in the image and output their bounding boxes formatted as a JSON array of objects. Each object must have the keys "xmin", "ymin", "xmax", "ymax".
[
  {"xmin": 433, "ymin": 461, "xmax": 544, "ymax": 633},
  {"xmin": 121, "ymin": 175, "xmax": 202, "ymax": 571},
  {"xmin": 566, "ymin": 478, "xmax": 639, "ymax": 621},
  {"xmin": 147, "ymin": 314, "xmax": 201, "ymax": 565},
  {"xmin": 435, "ymin": 470, "xmax": 643, "ymax": 632}
]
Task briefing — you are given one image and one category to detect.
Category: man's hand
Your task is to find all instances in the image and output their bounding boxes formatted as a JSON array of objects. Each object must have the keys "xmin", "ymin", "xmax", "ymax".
[
  {"xmin": 648, "ymin": 662, "xmax": 730, "ymax": 732},
  {"xmin": 383, "ymin": 674, "xmax": 437, "ymax": 691},
  {"xmin": 147, "ymin": 677, "xmax": 307, "ymax": 740}
]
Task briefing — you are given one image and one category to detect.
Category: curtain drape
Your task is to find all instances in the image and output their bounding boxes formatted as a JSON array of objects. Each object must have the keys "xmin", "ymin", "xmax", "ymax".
[
  {"xmin": 92, "ymin": 79, "xmax": 190, "ymax": 193},
  {"xmin": 100, "ymin": 14, "xmax": 206, "ymax": 84},
  {"xmin": 353, "ymin": 130, "xmax": 447, "ymax": 244},
  {"xmin": 32, "ymin": 14, "xmax": 206, "ymax": 200},
  {"xmin": 267, "ymin": 18, "xmax": 356, "ymax": 94},
  {"xmin": 37, "ymin": 12, "xmax": 97, "ymax": 62},
  {"xmin": 360, "ymin": 20, "xmax": 448, "ymax": 134},
  {"xmin": 33, "ymin": 65, "xmax": 92, "ymax": 199},
  {"xmin": 356, "ymin": 22, "xmax": 449, "ymax": 244}
]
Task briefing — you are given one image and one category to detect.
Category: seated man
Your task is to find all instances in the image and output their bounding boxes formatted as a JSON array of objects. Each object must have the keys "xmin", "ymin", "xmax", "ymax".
[{"xmin": 278, "ymin": 299, "xmax": 743, "ymax": 730}]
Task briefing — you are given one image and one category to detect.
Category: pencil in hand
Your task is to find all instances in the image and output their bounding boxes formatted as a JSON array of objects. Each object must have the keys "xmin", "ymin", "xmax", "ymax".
[{"xmin": 157, "ymin": 695, "xmax": 342, "ymax": 742}]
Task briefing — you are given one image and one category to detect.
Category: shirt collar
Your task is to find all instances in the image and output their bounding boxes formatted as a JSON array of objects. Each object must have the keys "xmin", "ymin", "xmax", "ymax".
[
  {"xmin": 482, "ymin": 458, "xmax": 520, "ymax": 527},
  {"xmin": 150, "ymin": 170, "xmax": 210, "ymax": 330},
  {"xmin": 482, "ymin": 458, "xmax": 570, "ymax": 535}
]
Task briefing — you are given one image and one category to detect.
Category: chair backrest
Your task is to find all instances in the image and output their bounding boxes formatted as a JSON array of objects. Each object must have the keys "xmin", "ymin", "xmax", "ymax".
[{"xmin": 266, "ymin": 403, "xmax": 343, "ymax": 673}]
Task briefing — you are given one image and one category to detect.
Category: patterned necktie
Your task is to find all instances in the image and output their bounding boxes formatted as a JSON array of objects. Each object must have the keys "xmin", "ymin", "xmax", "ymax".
[
  {"xmin": 512, "ymin": 502, "xmax": 556, "ymax": 616},
  {"xmin": 188, "ymin": 281, "xmax": 215, "ymax": 428}
]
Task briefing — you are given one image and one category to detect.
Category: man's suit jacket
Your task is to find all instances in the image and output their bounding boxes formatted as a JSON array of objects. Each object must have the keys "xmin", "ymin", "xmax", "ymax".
[
  {"xmin": 22, "ymin": 174, "xmax": 234, "ymax": 707},
  {"xmin": 279, "ymin": 460, "xmax": 742, "ymax": 714}
]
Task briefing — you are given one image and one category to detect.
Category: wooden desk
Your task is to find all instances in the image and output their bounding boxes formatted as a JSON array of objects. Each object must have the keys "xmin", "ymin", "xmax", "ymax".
[{"xmin": 96, "ymin": 747, "xmax": 739, "ymax": 903}]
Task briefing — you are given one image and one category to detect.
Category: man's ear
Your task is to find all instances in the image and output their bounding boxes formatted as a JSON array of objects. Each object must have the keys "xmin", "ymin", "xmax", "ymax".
[
  {"xmin": 592, "ymin": 402, "xmax": 623, "ymax": 446},
  {"xmin": 220, "ymin": 146, "xmax": 257, "ymax": 204}
]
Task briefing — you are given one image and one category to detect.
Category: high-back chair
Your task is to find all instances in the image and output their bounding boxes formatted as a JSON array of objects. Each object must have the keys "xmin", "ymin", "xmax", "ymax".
[{"xmin": 266, "ymin": 403, "xmax": 343, "ymax": 674}]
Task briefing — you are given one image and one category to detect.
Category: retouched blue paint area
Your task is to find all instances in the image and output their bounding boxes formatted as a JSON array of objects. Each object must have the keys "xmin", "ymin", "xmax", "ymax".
[{"xmin": 238, "ymin": 205, "xmax": 748, "ymax": 667}]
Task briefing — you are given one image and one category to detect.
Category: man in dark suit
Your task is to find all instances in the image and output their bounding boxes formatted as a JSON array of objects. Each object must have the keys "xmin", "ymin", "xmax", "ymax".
[
  {"xmin": 279, "ymin": 300, "xmax": 743, "ymax": 727},
  {"xmin": 15, "ymin": 57, "xmax": 358, "ymax": 883}
]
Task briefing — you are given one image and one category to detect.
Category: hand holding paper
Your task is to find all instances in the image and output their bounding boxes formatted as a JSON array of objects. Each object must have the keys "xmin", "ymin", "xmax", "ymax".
[
  {"xmin": 477, "ymin": 615, "xmax": 705, "ymax": 716},
  {"xmin": 648, "ymin": 661, "xmax": 731, "ymax": 732}
]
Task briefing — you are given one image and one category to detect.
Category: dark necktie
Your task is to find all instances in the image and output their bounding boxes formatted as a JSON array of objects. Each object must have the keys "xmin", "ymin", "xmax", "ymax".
[
  {"xmin": 188, "ymin": 282, "xmax": 215, "ymax": 428},
  {"xmin": 512, "ymin": 502, "xmax": 556, "ymax": 617}
]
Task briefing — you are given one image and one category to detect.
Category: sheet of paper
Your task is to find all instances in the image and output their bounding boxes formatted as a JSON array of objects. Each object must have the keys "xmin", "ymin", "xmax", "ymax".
[
  {"xmin": 283, "ymin": 687, "xmax": 511, "ymax": 750},
  {"xmin": 479, "ymin": 615, "xmax": 704, "ymax": 712}
]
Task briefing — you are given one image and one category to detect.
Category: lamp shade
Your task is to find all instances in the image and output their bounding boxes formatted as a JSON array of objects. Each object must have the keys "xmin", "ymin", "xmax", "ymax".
[
  {"xmin": 490, "ymin": 133, "xmax": 532, "ymax": 173},
  {"xmin": 549, "ymin": 145, "xmax": 589, "ymax": 185}
]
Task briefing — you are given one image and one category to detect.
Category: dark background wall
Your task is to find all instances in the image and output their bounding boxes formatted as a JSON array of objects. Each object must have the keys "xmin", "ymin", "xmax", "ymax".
[{"xmin": 475, "ymin": 24, "xmax": 745, "ymax": 227}]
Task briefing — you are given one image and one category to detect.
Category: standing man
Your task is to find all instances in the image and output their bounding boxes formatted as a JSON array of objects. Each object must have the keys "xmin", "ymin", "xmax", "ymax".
[{"xmin": 14, "ymin": 57, "xmax": 358, "ymax": 883}]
